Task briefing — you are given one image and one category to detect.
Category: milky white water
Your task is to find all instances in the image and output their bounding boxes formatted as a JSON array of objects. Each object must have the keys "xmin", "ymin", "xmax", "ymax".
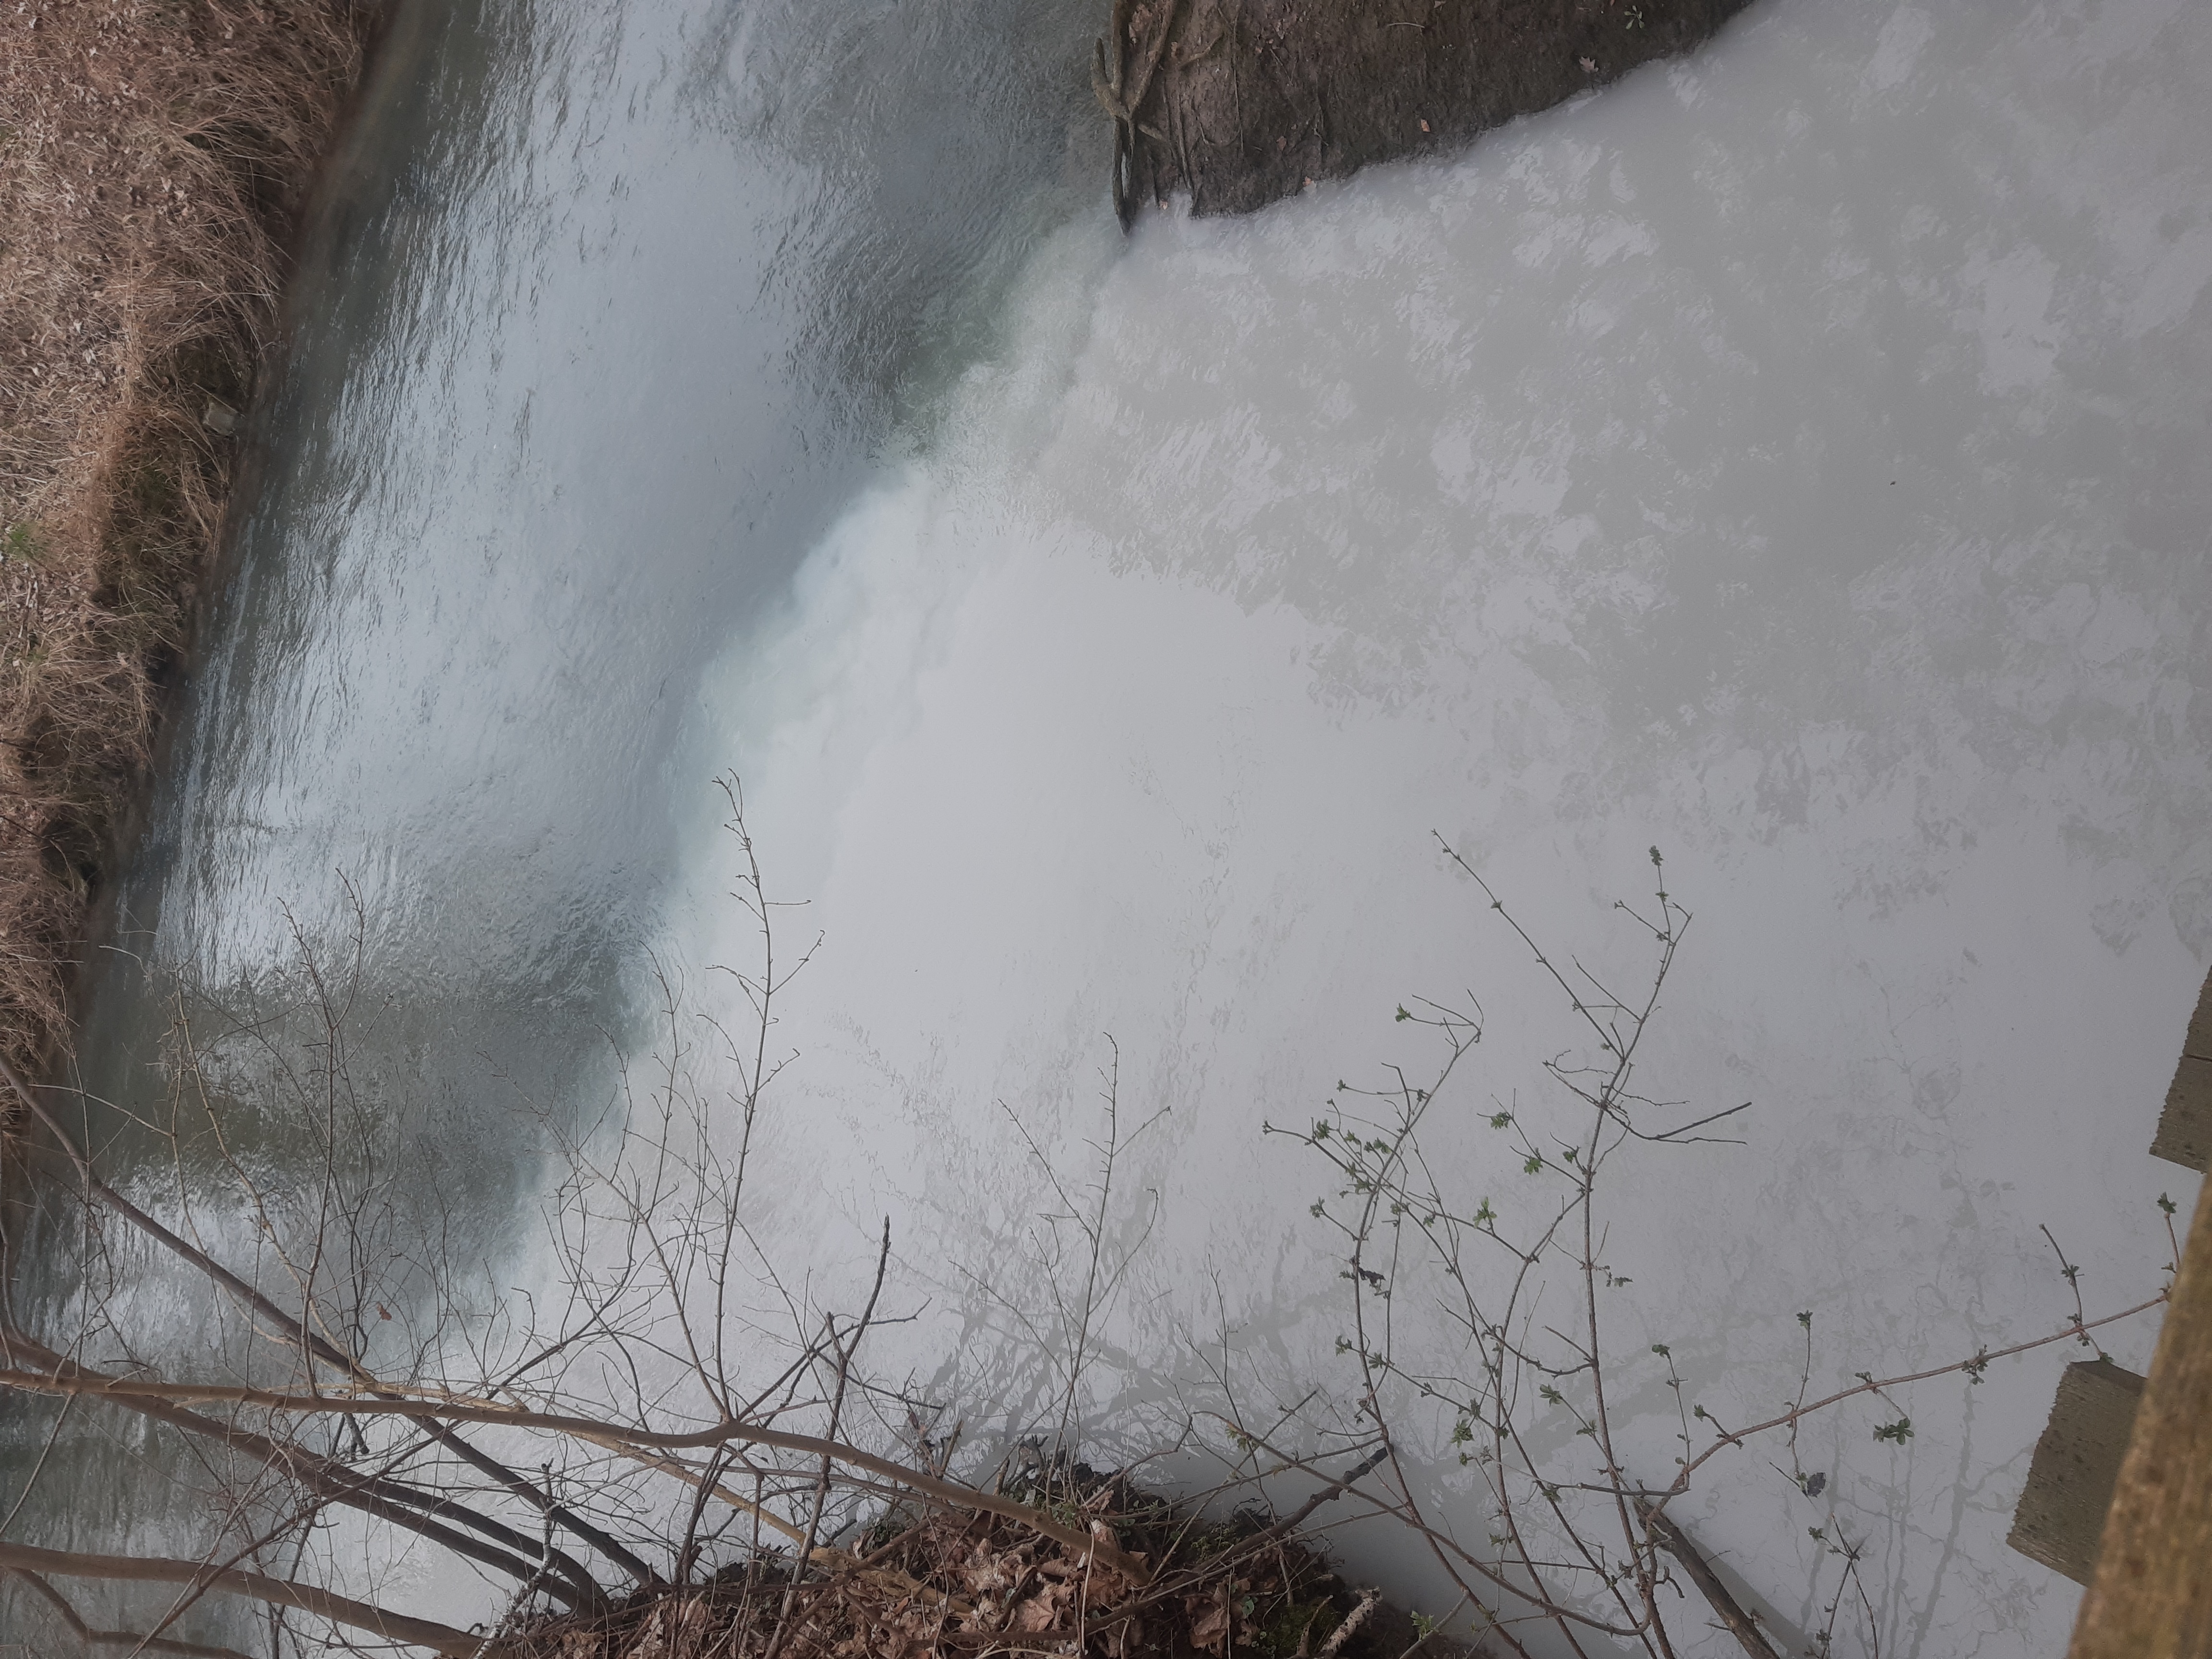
[
  {"xmin": 16, "ymin": 0, "xmax": 2211, "ymax": 1654},
  {"xmin": 654, "ymin": 1, "xmax": 2212, "ymax": 1652}
]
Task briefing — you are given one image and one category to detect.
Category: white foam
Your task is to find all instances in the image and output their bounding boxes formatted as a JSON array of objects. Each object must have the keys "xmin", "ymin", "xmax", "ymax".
[{"xmin": 651, "ymin": 0, "xmax": 2212, "ymax": 1650}]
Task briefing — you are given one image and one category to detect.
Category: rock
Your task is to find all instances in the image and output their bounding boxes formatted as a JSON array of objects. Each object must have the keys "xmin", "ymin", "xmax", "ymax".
[{"xmin": 1096, "ymin": 0, "xmax": 1756, "ymax": 224}]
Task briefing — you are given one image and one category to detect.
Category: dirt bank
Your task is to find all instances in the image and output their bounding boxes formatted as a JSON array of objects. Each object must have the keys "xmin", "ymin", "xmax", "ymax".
[
  {"xmin": 0, "ymin": 0, "xmax": 373, "ymax": 1080},
  {"xmin": 1096, "ymin": 0, "xmax": 1753, "ymax": 223},
  {"xmin": 501, "ymin": 1468, "xmax": 1490, "ymax": 1659}
]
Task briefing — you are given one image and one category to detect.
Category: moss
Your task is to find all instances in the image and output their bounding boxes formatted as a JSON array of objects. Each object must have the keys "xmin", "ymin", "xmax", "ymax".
[
  {"xmin": 2, "ymin": 523, "xmax": 46, "ymax": 566},
  {"xmin": 1256, "ymin": 1596, "xmax": 1342, "ymax": 1656}
]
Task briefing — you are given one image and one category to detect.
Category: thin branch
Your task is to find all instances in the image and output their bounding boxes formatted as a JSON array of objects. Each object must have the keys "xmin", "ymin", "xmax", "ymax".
[
  {"xmin": 4, "ymin": 1568, "xmax": 255, "ymax": 1659},
  {"xmin": 0, "ymin": 1542, "xmax": 481, "ymax": 1657},
  {"xmin": 0, "ymin": 1368, "xmax": 1154, "ymax": 1582},
  {"xmin": 1634, "ymin": 1500, "xmax": 1779, "ymax": 1659}
]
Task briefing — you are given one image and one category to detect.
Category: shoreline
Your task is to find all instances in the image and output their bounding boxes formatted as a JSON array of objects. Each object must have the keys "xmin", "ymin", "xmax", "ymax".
[
  {"xmin": 1, "ymin": 0, "xmax": 1748, "ymax": 1092},
  {"xmin": 1097, "ymin": 0, "xmax": 1753, "ymax": 224},
  {"xmin": 0, "ymin": 0, "xmax": 380, "ymax": 1086}
]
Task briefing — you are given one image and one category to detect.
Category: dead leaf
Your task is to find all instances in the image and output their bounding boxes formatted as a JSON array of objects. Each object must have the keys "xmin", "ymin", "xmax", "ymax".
[
  {"xmin": 1012, "ymin": 1592, "xmax": 1063, "ymax": 1634},
  {"xmin": 1187, "ymin": 1590, "xmax": 1232, "ymax": 1654},
  {"xmin": 623, "ymin": 1598, "xmax": 709, "ymax": 1659},
  {"xmin": 962, "ymin": 1547, "xmax": 1016, "ymax": 1595}
]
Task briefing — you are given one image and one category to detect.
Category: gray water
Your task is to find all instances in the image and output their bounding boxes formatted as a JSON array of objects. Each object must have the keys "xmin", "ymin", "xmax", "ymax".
[
  {"xmin": 8, "ymin": 0, "xmax": 1101, "ymax": 1642},
  {"xmin": 8, "ymin": 0, "xmax": 2212, "ymax": 1654}
]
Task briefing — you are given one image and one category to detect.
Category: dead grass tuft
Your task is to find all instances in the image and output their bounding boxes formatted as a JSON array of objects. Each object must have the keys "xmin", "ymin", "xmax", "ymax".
[{"xmin": 0, "ymin": 0, "xmax": 371, "ymax": 1081}]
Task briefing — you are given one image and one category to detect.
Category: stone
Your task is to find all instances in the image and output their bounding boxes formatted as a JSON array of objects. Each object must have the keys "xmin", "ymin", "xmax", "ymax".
[
  {"xmin": 2008, "ymin": 1358, "xmax": 2145, "ymax": 1586},
  {"xmin": 2151, "ymin": 969, "xmax": 2212, "ymax": 1173}
]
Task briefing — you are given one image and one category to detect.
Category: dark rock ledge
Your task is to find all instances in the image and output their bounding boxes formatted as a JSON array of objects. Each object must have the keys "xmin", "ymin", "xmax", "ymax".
[{"xmin": 1094, "ymin": 0, "xmax": 1756, "ymax": 224}]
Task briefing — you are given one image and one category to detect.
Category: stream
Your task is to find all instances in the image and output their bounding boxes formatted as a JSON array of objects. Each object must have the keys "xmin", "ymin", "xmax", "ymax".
[{"xmin": 7, "ymin": 0, "xmax": 2210, "ymax": 1654}]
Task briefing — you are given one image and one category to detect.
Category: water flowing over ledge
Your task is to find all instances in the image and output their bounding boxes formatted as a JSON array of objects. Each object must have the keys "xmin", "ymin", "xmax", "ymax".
[{"xmin": 9, "ymin": 0, "xmax": 2210, "ymax": 1653}]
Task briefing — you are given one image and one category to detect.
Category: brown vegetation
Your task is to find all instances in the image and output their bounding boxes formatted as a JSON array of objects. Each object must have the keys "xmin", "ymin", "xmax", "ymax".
[
  {"xmin": 497, "ymin": 1481, "xmax": 1459, "ymax": 1659},
  {"xmin": 0, "ymin": 0, "xmax": 370, "ymax": 1079}
]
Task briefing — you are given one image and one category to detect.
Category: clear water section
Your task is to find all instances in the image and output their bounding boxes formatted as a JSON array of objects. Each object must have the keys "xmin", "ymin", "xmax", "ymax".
[{"xmin": 14, "ymin": 0, "xmax": 2211, "ymax": 1655}]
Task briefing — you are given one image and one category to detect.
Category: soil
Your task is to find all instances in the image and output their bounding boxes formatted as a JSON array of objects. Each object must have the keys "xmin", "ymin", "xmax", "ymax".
[{"xmin": 1095, "ymin": 0, "xmax": 1755, "ymax": 223}]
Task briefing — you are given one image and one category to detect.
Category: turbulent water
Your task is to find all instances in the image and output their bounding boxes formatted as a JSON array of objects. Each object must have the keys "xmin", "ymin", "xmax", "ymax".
[{"xmin": 10, "ymin": 0, "xmax": 2210, "ymax": 1655}]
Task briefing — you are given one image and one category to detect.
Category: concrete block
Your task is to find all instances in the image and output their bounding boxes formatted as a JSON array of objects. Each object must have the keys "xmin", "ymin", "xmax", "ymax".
[
  {"xmin": 2009, "ymin": 1358, "xmax": 2146, "ymax": 1586},
  {"xmin": 2152, "ymin": 969, "xmax": 2212, "ymax": 1173}
]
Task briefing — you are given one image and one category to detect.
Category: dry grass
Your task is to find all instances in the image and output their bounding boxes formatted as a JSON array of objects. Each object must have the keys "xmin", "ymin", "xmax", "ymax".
[{"xmin": 0, "ymin": 0, "xmax": 369, "ymax": 1080}]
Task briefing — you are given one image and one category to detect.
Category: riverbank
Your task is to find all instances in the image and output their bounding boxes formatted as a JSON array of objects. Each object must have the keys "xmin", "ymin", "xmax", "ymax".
[
  {"xmin": 0, "ymin": 0, "xmax": 372, "ymax": 1079},
  {"xmin": 503, "ymin": 1469, "xmax": 1487, "ymax": 1659},
  {"xmin": 1097, "ymin": 0, "xmax": 1753, "ymax": 222}
]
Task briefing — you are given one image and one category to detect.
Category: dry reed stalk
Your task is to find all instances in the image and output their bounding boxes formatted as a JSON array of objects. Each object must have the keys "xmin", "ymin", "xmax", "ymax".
[{"xmin": 0, "ymin": 0, "xmax": 370, "ymax": 1082}]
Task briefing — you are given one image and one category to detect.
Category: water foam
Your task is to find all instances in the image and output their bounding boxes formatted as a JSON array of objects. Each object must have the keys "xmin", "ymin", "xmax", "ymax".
[{"xmin": 651, "ymin": 0, "xmax": 2212, "ymax": 1648}]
